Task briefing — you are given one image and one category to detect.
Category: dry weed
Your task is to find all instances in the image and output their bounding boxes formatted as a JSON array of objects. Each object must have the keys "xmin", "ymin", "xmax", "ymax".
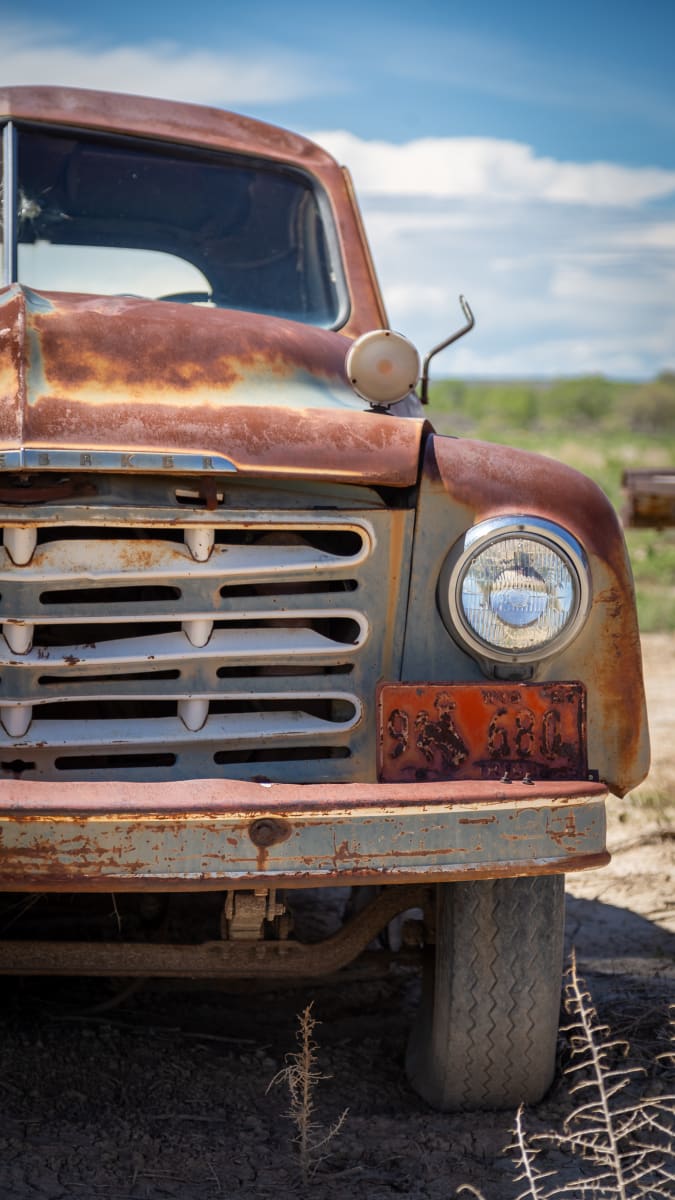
[
  {"xmin": 458, "ymin": 953, "xmax": 674, "ymax": 1200},
  {"xmin": 268, "ymin": 1001, "xmax": 348, "ymax": 1184}
]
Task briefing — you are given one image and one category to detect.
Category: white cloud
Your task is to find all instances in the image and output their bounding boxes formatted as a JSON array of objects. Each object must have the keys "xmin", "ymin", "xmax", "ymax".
[
  {"xmin": 299, "ymin": 131, "xmax": 675, "ymax": 376},
  {"xmin": 550, "ymin": 262, "xmax": 675, "ymax": 306},
  {"xmin": 311, "ymin": 131, "xmax": 675, "ymax": 207},
  {"xmin": 346, "ymin": 192, "xmax": 675, "ymax": 377},
  {"xmin": 610, "ymin": 222, "xmax": 675, "ymax": 249},
  {"xmin": 1, "ymin": 22, "xmax": 330, "ymax": 105},
  {"xmin": 3, "ymin": 18, "xmax": 672, "ymax": 379}
]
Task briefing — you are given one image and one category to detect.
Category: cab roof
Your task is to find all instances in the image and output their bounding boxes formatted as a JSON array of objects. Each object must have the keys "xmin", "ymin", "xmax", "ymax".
[
  {"xmin": 0, "ymin": 85, "xmax": 335, "ymax": 170},
  {"xmin": 0, "ymin": 86, "xmax": 388, "ymax": 337}
]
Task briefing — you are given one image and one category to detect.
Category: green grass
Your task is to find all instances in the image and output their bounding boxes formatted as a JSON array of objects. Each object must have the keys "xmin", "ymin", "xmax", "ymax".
[{"xmin": 427, "ymin": 373, "xmax": 675, "ymax": 633}]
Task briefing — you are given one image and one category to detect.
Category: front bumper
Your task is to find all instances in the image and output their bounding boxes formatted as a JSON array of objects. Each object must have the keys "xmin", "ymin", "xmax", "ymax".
[{"xmin": 0, "ymin": 777, "xmax": 608, "ymax": 891}]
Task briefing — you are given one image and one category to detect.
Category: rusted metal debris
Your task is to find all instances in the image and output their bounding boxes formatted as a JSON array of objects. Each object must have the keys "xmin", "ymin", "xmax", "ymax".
[{"xmin": 622, "ymin": 468, "xmax": 675, "ymax": 529}]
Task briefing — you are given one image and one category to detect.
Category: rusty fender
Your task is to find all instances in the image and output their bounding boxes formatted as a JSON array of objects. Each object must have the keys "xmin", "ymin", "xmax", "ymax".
[
  {"xmin": 0, "ymin": 777, "xmax": 608, "ymax": 891},
  {"xmin": 419, "ymin": 436, "xmax": 650, "ymax": 798}
]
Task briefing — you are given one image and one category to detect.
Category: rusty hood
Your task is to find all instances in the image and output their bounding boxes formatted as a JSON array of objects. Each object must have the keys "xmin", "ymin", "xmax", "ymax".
[{"xmin": 0, "ymin": 285, "xmax": 425, "ymax": 486}]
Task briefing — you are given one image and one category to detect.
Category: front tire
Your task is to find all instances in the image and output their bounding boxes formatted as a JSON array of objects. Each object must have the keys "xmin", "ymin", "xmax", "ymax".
[{"xmin": 406, "ymin": 875, "xmax": 565, "ymax": 1111}]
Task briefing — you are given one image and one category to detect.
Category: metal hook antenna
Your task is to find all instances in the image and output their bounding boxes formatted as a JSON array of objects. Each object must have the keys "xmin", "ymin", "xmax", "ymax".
[{"xmin": 420, "ymin": 295, "xmax": 475, "ymax": 405}]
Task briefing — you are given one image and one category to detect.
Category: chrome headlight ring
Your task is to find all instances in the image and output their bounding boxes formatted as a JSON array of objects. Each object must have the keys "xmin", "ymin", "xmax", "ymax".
[{"xmin": 438, "ymin": 516, "xmax": 591, "ymax": 665}]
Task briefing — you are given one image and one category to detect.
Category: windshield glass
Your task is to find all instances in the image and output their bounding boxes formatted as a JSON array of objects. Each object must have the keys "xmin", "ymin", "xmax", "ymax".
[{"xmin": 10, "ymin": 125, "xmax": 346, "ymax": 327}]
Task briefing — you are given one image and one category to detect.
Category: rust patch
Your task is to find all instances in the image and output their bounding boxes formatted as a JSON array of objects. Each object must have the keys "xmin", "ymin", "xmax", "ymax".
[
  {"xmin": 248, "ymin": 818, "xmax": 292, "ymax": 848},
  {"xmin": 428, "ymin": 434, "xmax": 626, "ymax": 566},
  {"xmin": 246, "ymin": 817, "xmax": 293, "ymax": 875},
  {"xmin": 0, "ymin": 476, "xmax": 96, "ymax": 503},
  {"xmin": 546, "ymin": 812, "xmax": 580, "ymax": 846},
  {"xmin": 30, "ymin": 295, "xmax": 348, "ymax": 393},
  {"xmin": 0, "ymin": 776, "xmax": 608, "ymax": 816},
  {"xmin": 379, "ymin": 682, "xmax": 587, "ymax": 783},
  {"xmin": 0, "ymin": 86, "xmax": 340, "ymax": 168},
  {"xmin": 0, "ymin": 287, "xmax": 426, "ymax": 486},
  {"xmin": 332, "ymin": 838, "xmax": 356, "ymax": 865},
  {"xmin": 0, "ymin": 853, "xmax": 612, "ymax": 896},
  {"xmin": 459, "ymin": 816, "xmax": 497, "ymax": 826},
  {"xmin": 0, "ymin": 287, "xmax": 25, "ymax": 443}
]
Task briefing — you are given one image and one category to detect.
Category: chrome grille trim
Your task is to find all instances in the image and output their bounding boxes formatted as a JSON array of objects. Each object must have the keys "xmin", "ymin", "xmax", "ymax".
[
  {"xmin": 0, "ymin": 449, "xmax": 238, "ymax": 473},
  {"xmin": 0, "ymin": 497, "xmax": 411, "ymax": 781},
  {"xmin": 0, "ymin": 534, "xmax": 372, "ymax": 613},
  {"xmin": 0, "ymin": 699, "xmax": 362, "ymax": 751},
  {"xmin": 0, "ymin": 622, "xmax": 369, "ymax": 700}
]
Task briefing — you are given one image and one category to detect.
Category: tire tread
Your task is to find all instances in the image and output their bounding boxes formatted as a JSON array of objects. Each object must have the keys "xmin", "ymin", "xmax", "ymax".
[{"xmin": 406, "ymin": 875, "xmax": 564, "ymax": 1110}]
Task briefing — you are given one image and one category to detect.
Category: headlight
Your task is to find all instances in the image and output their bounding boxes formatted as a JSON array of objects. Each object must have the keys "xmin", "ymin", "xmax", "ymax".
[{"xmin": 439, "ymin": 516, "xmax": 590, "ymax": 664}]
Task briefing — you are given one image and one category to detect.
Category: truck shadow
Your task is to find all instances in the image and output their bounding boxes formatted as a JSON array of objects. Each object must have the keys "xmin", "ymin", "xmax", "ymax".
[{"xmin": 565, "ymin": 892, "xmax": 675, "ymax": 965}]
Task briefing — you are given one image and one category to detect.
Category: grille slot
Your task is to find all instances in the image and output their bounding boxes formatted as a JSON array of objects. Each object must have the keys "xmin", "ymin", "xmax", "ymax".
[
  {"xmin": 39, "ymin": 585, "xmax": 182, "ymax": 605},
  {"xmin": 0, "ymin": 502, "xmax": 410, "ymax": 781},
  {"xmin": 54, "ymin": 753, "xmax": 177, "ymax": 772}
]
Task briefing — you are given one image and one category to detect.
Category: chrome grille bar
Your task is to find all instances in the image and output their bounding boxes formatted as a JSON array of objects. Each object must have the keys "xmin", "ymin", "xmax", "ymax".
[{"xmin": 0, "ymin": 702, "xmax": 362, "ymax": 749}]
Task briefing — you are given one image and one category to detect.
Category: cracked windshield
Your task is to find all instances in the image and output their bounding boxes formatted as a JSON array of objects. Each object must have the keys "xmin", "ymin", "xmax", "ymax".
[{"xmin": 12, "ymin": 126, "xmax": 343, "ymax": 326}]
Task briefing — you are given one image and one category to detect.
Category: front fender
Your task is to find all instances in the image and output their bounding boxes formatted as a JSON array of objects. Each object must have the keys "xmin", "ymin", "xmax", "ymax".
[{"xmin": 401, "ymin": 434, "xmax": 649, "ymax": 798}]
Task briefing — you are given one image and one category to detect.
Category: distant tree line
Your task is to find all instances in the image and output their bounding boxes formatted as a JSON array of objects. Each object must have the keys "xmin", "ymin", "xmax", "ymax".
[{"xmin": 430, "ymin": 371, "xmax": 675, "ymax": 436}]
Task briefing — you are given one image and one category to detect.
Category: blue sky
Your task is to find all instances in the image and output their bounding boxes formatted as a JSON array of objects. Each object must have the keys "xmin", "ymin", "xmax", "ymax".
[{"xmin": 4, "ymin": 0, "xmax": 675, "ymax": 377}]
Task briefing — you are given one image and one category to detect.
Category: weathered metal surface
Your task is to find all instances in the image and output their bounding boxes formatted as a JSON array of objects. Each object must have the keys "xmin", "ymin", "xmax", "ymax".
[
  {"xmin": 0, "ymin": 885, "xmax": 430, "ymax": 976},
  {"xmin": 0, "ymin": 286, "xmax": 23, "ymax": 444},
  {"xmin": 0, "ymin": 775, "xmax": 608, "ymax": 814},
  {"xmin": 0, "ymin": 87, "xmax": 388, "ymax": 337},
  {"xmin": 0, "ymin": 86, "xmax": 647, "ymax": 919},
  {"xmin": 0, "ymin": 285, "xmax": 425, "ymax": 485},
  {"xmin": 0, "ymin": 502, "xmax": 411, "ymax": 784},
  {"xmin": 222, "ymin": 888, "xmax": 286, "ymax": 940},
  {"xmin": 0, "ymin": 476, "xmax": 98, "ymax": 501},
  {"xmin": 622, "ymin": 468, "xmax": 675, "ymax": 529},
  {"xmin": 0, "ymin": 777, "xmax": 608, "ymax": 890},
  {"xmin": 401, "ymin": 436, "xmax": 650, "ymax": 798},
  {"xmin": 0, "ymin": 87, "xmax": 333, "ymax": 162},
  {"xmin": 378, "ymin": 682, "xmax": 587, "ymax": 783}
]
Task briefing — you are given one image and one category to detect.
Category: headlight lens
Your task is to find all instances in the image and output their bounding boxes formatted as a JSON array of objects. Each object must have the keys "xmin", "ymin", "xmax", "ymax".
[{"xmin": 441, "ymin": 517, "xmax": 590, "ymax": 663}]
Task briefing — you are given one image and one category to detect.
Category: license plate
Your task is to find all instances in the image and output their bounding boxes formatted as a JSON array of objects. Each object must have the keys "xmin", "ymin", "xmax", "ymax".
[{"xmin": 377, "ymin": 682, "xmax": 587, "ymax": 783}]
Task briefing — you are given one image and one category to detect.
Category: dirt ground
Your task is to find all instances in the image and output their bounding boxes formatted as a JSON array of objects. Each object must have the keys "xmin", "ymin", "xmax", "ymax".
[{"xmin": 0, "ymin": 634, "xmax": 673, "ymax": 1200}]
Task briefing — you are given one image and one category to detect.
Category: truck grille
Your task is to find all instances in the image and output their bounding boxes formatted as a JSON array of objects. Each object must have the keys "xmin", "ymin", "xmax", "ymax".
[{"xmin": 0, "ymin": 479, "xmax": 411, "ymax": 783}]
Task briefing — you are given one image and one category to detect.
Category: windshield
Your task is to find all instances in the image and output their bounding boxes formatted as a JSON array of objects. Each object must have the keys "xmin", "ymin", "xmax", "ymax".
[{"xmin": 4, "ymin": 124, "xmax": 346, "ymax": 327}]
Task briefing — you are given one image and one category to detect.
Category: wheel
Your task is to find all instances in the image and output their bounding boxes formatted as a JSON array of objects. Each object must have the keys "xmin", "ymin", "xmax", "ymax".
[{"xmin": 406, "ymin": 875, "xmax": 564, "ymax": 1111}]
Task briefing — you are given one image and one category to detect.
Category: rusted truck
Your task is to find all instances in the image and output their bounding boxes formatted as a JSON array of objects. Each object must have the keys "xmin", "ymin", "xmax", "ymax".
[{"xmin": 0, "ymin": 86, "xmax": 649, "ymax": 1111}]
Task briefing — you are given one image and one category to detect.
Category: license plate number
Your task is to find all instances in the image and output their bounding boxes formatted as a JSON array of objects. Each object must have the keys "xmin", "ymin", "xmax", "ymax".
[{"xmin": 377, "ymin": 682, "xmax": 587, "ymax": 783}]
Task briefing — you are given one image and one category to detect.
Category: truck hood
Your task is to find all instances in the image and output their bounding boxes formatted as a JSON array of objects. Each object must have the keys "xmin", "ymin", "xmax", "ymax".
[{"xmin": 0, "ymin": 285, "xmax": 425, "ymax": 486}]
